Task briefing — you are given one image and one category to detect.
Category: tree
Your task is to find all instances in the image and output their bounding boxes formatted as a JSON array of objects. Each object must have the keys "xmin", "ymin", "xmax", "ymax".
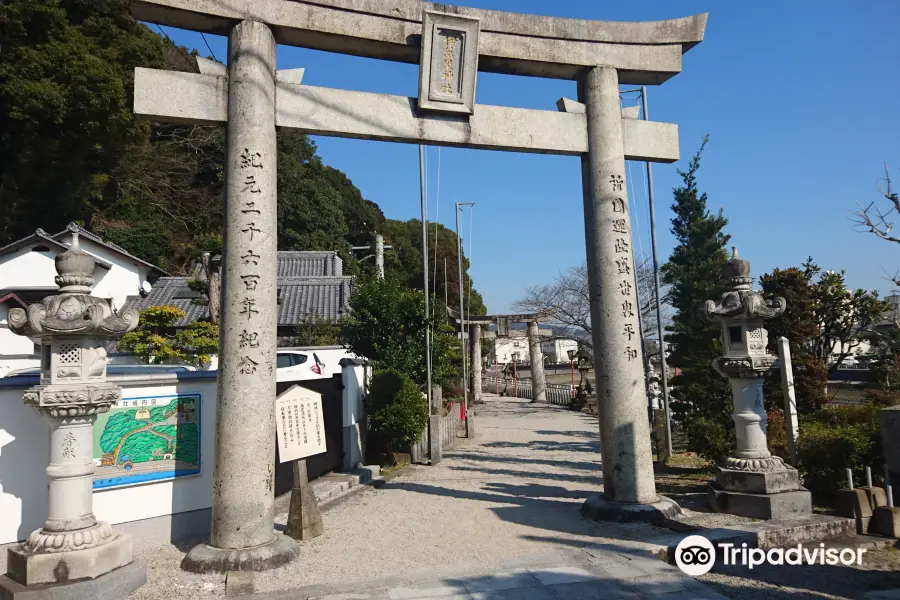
[
  {"xmin": 759, "ymin": 266, "xmax": 828, "ymax": 413},
  {"xmin": 344, "ymin": 275, "xmax": 456, "ymax": 388},
  {"xmin": 804, "ymin": 259, "xmax": 889, "ymax": 373},
  {"xmin": 513, "ymin": 257, "xmax": 665, "ymax": 355},
  {"xmin": 287, "ymin": 313, "xmax": 344, "ymax": 347},
  {"xmin": 660, "ymin": 135, "xmax": 734, "ymax": 464},
  {"xmin": 0, "ymin": 0, "xmax": 167, "ymax": 245},
  {"xmin": 117, "ymin": 306, "xmax": 218, "ymax": 367}
]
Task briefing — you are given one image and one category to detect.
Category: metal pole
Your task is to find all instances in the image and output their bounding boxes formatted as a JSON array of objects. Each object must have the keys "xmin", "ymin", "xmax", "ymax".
[
  {"xmin": 444, "ymin": 258, "xmax": 448, "ymax": 308},
  {"xmin": 643, "ymin": 86, "xmax": 673, "ymax": 458},
  {"xmin": 456, "ymin": 202, "xmax": 468, "ymax": 414},
  {"xmin": 419, "ymin": 146, "xmax": 432, "ymax": 408}
]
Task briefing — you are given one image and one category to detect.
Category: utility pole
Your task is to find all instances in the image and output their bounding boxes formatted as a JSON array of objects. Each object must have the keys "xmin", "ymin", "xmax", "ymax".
[
  {"xmin": 456, "ymin": 202, "xmax": 474, "ymax": 413},
  {"xmin": 643, "ymin": 86, "xmax": 673, "ymax": 459},
  {"xmin": 350, "ymin": 233, "xmax": 392, "ymax": 280},
  {"xmin": 419, "ymin": 146, "xmax": 432, "ymax": 408}
]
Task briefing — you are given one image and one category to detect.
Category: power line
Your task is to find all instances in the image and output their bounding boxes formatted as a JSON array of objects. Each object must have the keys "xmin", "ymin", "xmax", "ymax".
[
  {"xmin": 201, "ymin": 33, "xmax": 218, "ymax": 63},
  {"xmin": 155, "ymin": 24, "xmax": 170, "ymax": 41}
]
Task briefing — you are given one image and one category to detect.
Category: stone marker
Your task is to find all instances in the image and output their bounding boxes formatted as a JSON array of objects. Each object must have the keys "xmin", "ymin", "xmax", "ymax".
[
  {"xmin": 285, "ymin": 460, "xmax": 324, "ymax": 541},
  {"xmin": 702, "ymin": 250, "xmax": 812, "ymax": 520},
  {"xmin": 181, "ymin": 20, "xmax": 298, "ymax": 573},
  {"xmin": 777, "ymin": 336, "xmax": 799, "ymax": 464},
  {"xmin": 0, "ymin": 236, "xmax": 145, "ymax": 599}
]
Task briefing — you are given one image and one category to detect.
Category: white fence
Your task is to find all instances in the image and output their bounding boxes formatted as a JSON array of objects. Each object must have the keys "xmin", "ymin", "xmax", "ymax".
[{"xmin": 482, "ymin": 376, "xmax": 573, "ymax": 406}]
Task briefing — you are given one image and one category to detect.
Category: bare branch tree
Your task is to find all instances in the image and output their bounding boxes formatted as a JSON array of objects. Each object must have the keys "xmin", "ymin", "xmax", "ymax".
[
  {"xmin": 513, "ymin": 257, "xmax": 670, "ymax": 356},
  {"xmin": 850, "ymin": 162, "xmax": 900, "ymax": 245}
]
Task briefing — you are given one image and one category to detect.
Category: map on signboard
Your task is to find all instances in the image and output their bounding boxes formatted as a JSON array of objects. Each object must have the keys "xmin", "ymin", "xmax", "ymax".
[
  {"xmin": 276, "ymin": 385, "xmax": 327, "ymax": 463},
  {"xmin": 92, "ymin": 394, "xmax": 201, "ymax": 489}
]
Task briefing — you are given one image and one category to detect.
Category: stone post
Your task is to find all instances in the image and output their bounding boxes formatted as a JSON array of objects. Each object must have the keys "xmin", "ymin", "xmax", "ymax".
[
  {"xmin": 340, "ymin": 358, "xmax": 367, "ymax": 471},
  {"xmin": 182, "ymin": 20, "xmax": 298, "ymax": 573},
  {"xmin": 526, "ymin": 321, "xmax": 546, "ymax": 403},
  {"xmin": 469, "ymin": 323, "xmax": 482, "ymax": 405},
  {"xmin": 429, "ymin": 385, "xmax": 443, "ymax": 465},
  {"xmin": 702, "ymin": 250, "xmax": 812, "ymax": 519},
  {"xmin": 0, "ymin": 235, "xmax": 146, "ymax": 598},
  {"xmin": 777, "ymin": 337, "xmax": 799, "ymax": 465},
  {"xmin": 578, "ymin": 66, "xmax": 679, "ymax": 522},
  {"xmin": 285, "ymin": 460, "xmax": 324, "ymax": 540}
]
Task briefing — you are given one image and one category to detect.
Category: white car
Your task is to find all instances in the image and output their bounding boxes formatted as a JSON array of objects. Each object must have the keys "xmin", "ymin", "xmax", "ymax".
[{"xmin": 275, "ymin": 350, "xmax": 327, "ymax": 382}]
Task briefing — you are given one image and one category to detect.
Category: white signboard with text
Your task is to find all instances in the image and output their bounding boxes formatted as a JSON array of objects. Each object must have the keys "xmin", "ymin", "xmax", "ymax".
[{"xmin": 275, "ymin": 385, "xmax": 327, "ymax": 463}]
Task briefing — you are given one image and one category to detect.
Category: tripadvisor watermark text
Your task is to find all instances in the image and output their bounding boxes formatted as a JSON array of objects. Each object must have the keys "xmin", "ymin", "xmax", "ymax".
[{"xmin": 675, "ymin": 535, "xmax": 866, "ymax": 576}]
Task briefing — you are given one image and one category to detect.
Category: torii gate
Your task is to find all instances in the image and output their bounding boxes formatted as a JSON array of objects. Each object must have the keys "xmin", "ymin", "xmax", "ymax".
[
  {"xmin": 131, "ymin": 0, "xmax": 704, "ymax": 571},
  {"xmin": 447, "ymin": 308, "xmax": 552, "ymax": 406}
]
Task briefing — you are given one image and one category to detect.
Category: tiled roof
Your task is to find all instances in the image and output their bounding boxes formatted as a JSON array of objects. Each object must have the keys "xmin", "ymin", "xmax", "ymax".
[
  {"xmin": 122, "ymin": 275, "xmax": 353, "ymax": 327},
  {"xmin": 190, "ymin": 251, "xmax": 343, "ymax": 278},
  {"xmin": 277, "ymin": 251, "xmax": 343, "ymax": 277}
]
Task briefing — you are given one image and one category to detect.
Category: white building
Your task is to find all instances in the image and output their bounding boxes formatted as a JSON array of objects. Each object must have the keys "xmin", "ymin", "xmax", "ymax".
[
  {"xmin": 0, "ymin": 224, "xmax": 167, "ymax": 376},
  {"xmin": 541, "ymin": 338, "xmax": 579, "ymax": 364}
]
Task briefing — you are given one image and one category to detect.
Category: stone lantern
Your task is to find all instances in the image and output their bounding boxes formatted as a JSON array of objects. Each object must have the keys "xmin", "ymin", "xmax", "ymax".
[
  {"xmin": 1, "ymin": 234, "xmax": 145, "ymax": 597},
  {"xmin": 701, "ymin": 248, "xmax": 812, "ymax": 519}
]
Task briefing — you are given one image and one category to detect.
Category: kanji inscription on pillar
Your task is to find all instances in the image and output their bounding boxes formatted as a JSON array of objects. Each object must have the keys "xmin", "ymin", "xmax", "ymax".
[{"xmin": 275, "ymin": 385, "xmax": 327, "ymax": 462}]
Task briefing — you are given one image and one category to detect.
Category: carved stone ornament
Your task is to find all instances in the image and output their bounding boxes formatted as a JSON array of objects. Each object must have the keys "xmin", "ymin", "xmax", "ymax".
[
  {"xmin": 700, "ymin": 250, "xmax": 786, "ymax": 324},
  {"xmin": 24, "ymin": 522, "xmax": 117, "ymax": 554},
  {"xmin": 713, "ymin": 355, "xmax": 777, "ymax": 379},
  {"xmin": 723, "ymin": 455, "xmax": 787, "ymax": 473},
  {"xmin": 6, "ymin": 234, "xmax": 138, "ymax": 338}
]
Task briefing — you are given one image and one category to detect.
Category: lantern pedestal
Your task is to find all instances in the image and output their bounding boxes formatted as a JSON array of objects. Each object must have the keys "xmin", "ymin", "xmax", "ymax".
[
  {"xmin": 0, "ymin": 233, "xmax": 144, "ymax": 599},
  {"xmin": 701, "ymin": 249, "xmax": 812, "ymax": 520}
]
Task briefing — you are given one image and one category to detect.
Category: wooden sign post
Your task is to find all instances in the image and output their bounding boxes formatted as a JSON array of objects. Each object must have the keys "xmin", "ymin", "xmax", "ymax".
[{"xmin": 276, "ymin": 385, "xmax": 326, "ymax": 540}]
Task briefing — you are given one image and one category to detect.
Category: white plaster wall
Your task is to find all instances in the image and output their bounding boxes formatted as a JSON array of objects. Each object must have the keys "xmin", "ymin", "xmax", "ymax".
[
  {"xmin": 540, "ymin": 339, "xmax": 578, "ymax": 364},
  {"xmin": 0, "ymin": 250, "xmax": 57, "ymax": 291},
  {"xmin": 0, "ymin": 375, "xmax": 217, "ymax": 544},
  {"xmin": 0, "ymin": 306, "xmax": 39, "ymax": 377}
]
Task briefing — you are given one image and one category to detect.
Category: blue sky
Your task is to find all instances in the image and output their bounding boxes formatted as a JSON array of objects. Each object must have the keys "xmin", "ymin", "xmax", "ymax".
[{"xmin": 158, "ymin": 1, "xmax": 900, "ymax": 313}]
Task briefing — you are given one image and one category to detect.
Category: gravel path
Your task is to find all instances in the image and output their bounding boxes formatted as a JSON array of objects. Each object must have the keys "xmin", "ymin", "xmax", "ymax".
[{"xmin": 132, "ymin": 396, "xmax": 674, "ymax": 598}]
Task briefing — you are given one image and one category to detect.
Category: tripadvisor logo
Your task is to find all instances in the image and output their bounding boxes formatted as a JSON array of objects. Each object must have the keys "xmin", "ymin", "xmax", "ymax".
[{"xmin": 674, "ymin": 535, "xmax": 867, "ymax": 577}]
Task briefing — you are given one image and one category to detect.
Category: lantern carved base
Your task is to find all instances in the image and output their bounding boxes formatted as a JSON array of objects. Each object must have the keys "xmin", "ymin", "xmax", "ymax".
[{"xmin": 6, "ymin": 532, "xmax": 136, "ymax": 588}]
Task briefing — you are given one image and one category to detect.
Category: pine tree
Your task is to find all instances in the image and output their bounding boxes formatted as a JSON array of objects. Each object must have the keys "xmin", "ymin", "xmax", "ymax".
[{"xmin": 660, "ymin": 136, "xmax": 734, "ymax": 464}]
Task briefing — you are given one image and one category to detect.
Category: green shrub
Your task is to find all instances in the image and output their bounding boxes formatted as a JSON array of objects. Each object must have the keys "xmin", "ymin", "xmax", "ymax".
[
  {"xmin": 797, "ymin": 403, "xmax": 883, "ymax": 494},
  {"xmin": 365, "ymin": 370, "xmax": 429, "ymax": 453},
  {"xmin": 684, "ymin": 416, "xmax": 734, "ymax": 467}
]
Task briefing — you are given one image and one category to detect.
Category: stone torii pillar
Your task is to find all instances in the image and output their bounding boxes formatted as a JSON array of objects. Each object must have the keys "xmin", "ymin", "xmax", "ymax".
[
  {"xmin": 576, "ymin": 65, "xmax": 680, "ymax": 522},
  {"xmin": 526, "ymin": 320, "xmax": 546, "ymax": 404},
  {"xmin": 469, "ymin": 322, "xmax": 482, "ymax": 405},
  {"xmin": 179, "ymin": 22, "xmax": 298, "ymax": 573}
]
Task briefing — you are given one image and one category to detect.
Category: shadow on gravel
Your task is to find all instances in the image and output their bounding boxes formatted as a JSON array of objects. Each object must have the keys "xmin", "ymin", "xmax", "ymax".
[
  {"xmin": 447, "ymin": 464, "xmax": 603, "ymax": 485},
  {"xmin": 442, "ymin": 450, "xmax": 601, "ymax": 472},
  {"xmin": 481, "ymin": 440, "xmax": 602, "ymax": 453},
  {"xmin": 378, "ymin": 481, "xmax": 605, "ymax": 537}
]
